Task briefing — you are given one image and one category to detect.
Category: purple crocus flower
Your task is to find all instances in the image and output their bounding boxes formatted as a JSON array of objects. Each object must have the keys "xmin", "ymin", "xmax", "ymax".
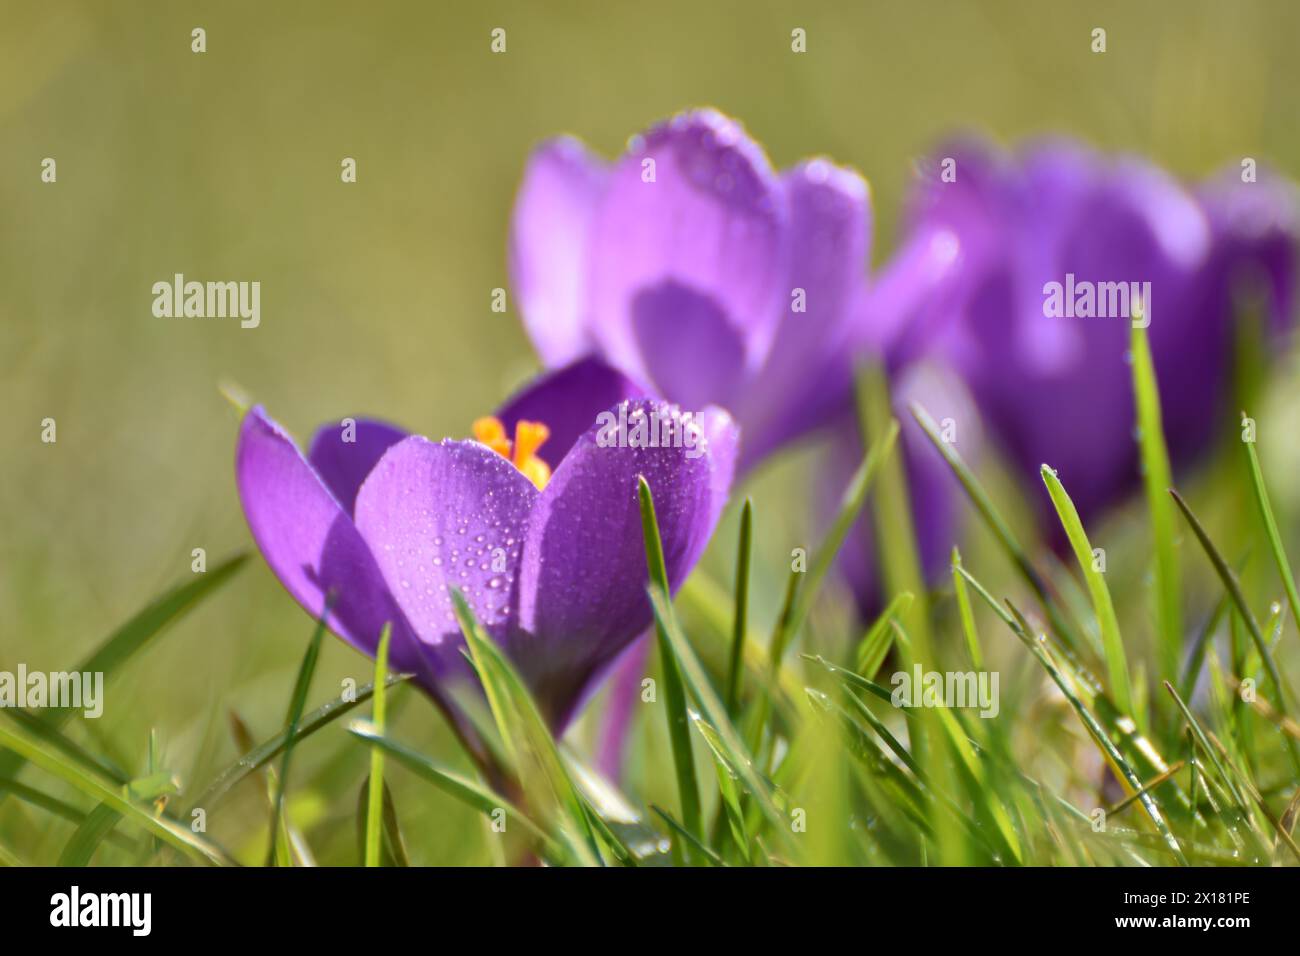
[
  {"xmin": 510, "ymin": 109, "xmax": 872, "ymax": 473},
  {"xmin": 881, "ymin": 137, "xmax": 1297, "ymax": 535},
  {"xmin": 235, "ymin": 357, "xmax": 738, "ymax": 733}
]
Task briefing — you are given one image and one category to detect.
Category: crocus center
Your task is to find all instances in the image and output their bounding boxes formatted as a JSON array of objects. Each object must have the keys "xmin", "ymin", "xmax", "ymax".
[{"xmin": 472, "ymin": 416, "xmax": 552, "ymax": 490}]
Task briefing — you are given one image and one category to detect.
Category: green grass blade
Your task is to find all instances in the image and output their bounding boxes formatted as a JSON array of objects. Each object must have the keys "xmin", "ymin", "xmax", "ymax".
[
  {"xmin": 0, "ymin": 842, "xmax": 25, "ymax": 867},
  {"xmin": 451, "ymin": 589, "xmax": 600, "ymax": 865},
  {"xmin": 0, "ymin": 708, "xmax": 126, "ymax": 783},
  {"xmin": 950, "ymin": 548, "xmax": 984, "ymax": 672},
  {"xmin": 1163, "ymin": 681, "xmax": 1282, "ymax": 861},
  {"xmin": 70, "ymin": 552, "xmax": 250, "ymax": 691},
  {"xmin": 746, "ymin": 417, "xmax": 897, "ymax": 766},
  {"xmin": 803, "ymin": 654, "xmax": 894, "ymax": 705},
  {"xmin": 636, "ymin": 476, "xmax": 702, "ymax": 860},
  {"xmin": 962, "ymin": 566, "xmax": 1196, "ymax": 827},
  {"xmin": 1041, "ymin": 464, "xmax": 1134, "ymax": 719},
  {"xmin": 355, "ymin": 776, "xmax": 409, "ymax": 867},
  {"xmin": 805, "ymin": 691, "xmax": 930, "ymax": 829},
  {"xmin": 746, "ymin": 570, "xmax": 801, "ymax": 760},
  {"xmin": 578, "ymin": 801, "xmax": 638, "ymax": 868},
  {"xmin": 650, "ymin": 805, "xmax": 727, "ymax": 866},
  {"xmin": 931, "ymin": 706, "xmax": 1021, "ymax": 863},
  {"xmin": 676, "ymin": 574, "xmax": 802, "ymax": 726},
  {"xmin": 645, "ymin": 585, "xmax": 787, "ymax": 840},
  {"xmin": 806, "ymin": 653, "xmax": 1019, "ymax": 865},
  {"xmin": 725, "ymin": 498, "xmax": 753, "ymax": 717},
  {"xmin": 1002, "ymin": 601, "xmax": 1185, "ymax": 864},
  {"xmin": 859, "ymin": 365, "xmax": 931, "ymax": 655},
  {"xmin": 0, "ymin": 719, "xmax": 234, "ymax": 865},
  {"xmin": 0, "ymin": 777, "xmax": 133, "ymax": 851},
  {"xmin": 0, "ymin": 553, "xmax": 249, "ymax": 789},
  {"xmin": 190, "ymin": 674, "xmax": 405, "ymax": 812},
  {"xmin": 782, "ymin": 419, "xmax": 899, "ymax": 654},
  {"xmin": 1179, "ymin": 592, "xmax": 1230, "ymax": 702},
  {"xmin": 854, "ymin": 591, "xmax": 911, "ymax": 677},
  {"xmin": 57, "ymin": 773, "xmax": 177, "ymax": 866},
  {"xmin": 910, "ymin": 403, "xmax": 1084, "ymax": 654},
  {"xmin": 951, "ymin": 567, "xmax": 1190, "ymax": 868},
  {"xmin": 265, "ymin": 605, "xmax": 328, "ymax": 866},
  {"xmin": 348, "ymin": 721, "xmax": 558, "ymax": 860},
  {"xmin": 689, "ymin": 714, "xmax": 751, "ymax": 863},
  {"xmin": 1131, "ymin": 322, "xmax": 1183, "ymax": 688},
  {"xmin": 1242, "ymin": 419, "xmax": 1300, "ymax": 644},
  {"xmin": 364, "ymin": 624, "xmax": 392, "ymax": 867},
  {"xmin": 1170, "ymin": 488, "xmax": 1299, "ymax": 773},
  {"xmin": 379, "ymin": 780, "xmax": 410, "ymax": 866}
]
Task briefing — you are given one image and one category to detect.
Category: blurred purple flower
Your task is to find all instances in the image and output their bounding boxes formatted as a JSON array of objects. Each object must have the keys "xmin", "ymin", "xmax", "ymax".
[
  {"xmin": 879, "ymin": 137, "xmax": 1298, "ymax": 538},
  {"xmin": 814, "ymin": 213, "xmax": 978, "ymax": 616},
  {"xmin": 510, "ymin": 109, "xmax": 872, "ymax": 473},
  {"xmin": 235, "ymin": 357, "xmax": 737, "ymax": 733}
]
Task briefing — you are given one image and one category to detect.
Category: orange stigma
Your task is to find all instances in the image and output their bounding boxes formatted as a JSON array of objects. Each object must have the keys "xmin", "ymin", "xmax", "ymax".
[{"xmin": 472, "ymin": 416, "xmax": 552, "ymax": 490}]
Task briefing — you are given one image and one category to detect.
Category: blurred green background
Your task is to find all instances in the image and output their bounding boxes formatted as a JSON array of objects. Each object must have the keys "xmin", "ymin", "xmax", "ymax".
[{"xmin": 3, "ymin": 0, "xmax": 1300, "ymax": 863}]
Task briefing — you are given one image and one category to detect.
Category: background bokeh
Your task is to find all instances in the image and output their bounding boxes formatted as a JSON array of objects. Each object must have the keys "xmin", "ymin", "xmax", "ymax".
[{"xmin": 3, "ymin": 0, "xmax": 1300, "ymax": 863}]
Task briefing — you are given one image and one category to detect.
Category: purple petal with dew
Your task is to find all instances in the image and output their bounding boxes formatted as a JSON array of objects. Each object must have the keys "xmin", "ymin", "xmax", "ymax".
[
  {"xmin": 353, "ymin": 437, "xmax": 538, "ymax": 667},
  {"xmin": 514, "ymin": 398, "xmax": 738, "ymax": 728}
]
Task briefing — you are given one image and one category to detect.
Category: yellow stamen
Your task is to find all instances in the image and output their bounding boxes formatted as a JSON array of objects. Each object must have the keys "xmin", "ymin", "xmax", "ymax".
[
  {"xmin": 472, "ymin": 417, "xmax": 511, "ymax": 458},
  {"xmin": 512, "ymin": 421, "xmax": 549, "ymax": 469},
  {"xmin": 471, "ymin": 416, "xmax": 552, "ymax": 490}
]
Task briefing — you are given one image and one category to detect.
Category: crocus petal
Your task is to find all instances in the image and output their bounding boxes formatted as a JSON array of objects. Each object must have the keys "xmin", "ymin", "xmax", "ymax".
[
  {"xmin": 353, "ymin": 437, "xmax": 538, "ymax": 660},
  {"xmin": 307, "ymin": 418, "xmax": 407, "ymax": 515},
  {"xmin": 1197, "ymin": 168, "xmax": 1298, "ymax": 335},
  {"xmin": 1152, "ymin": 169, "xmax": 1299, "ymax": 472},
  {"xmin": 234, "ymin": 408, "xmax": 430, "ymax": 680},
  {"xmin": 771, "ymin": 159, "xmax": 872, "ymax": 366},
  {"xmin": 857, "ymin": 227, "xmax": 963, "ymax": 368},
  {"xmin": 629, "ymin": 279, "xmax": 749, "ymax": 411},
  {"xmin": 1014, "ymin": 149, "xmax": 1210, "ymax": 523},
  {"xmin": 515, "ymin": 399, "xmax": 738, "ymax": 727},
  {"xmin": 738, "ymin": 159, "xmax": 872, "ymax": 469},
  {"xmin": 509, "ymin": 137, "xmax": 609, "ymax": 366},
  {"xmin": 696, "ymin": 404, "xmax": 741, "ymax": 534},
  {"xmin": 904, "ymin": 137, "xmax": 1015, "ymax": 264},
  {"xmin": 585, "ymin": 110, "xmax": 789, "ymax": 386},
  {"xmin": 495, "ymin": 356, "xmax": 651, "ymax": 469}
]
